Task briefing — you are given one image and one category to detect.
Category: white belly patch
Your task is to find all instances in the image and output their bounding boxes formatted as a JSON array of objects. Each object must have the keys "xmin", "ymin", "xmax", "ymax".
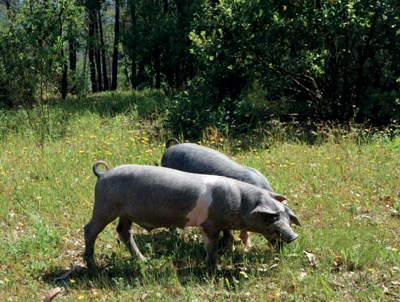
[{"xmin": 185, "ymin": 177, "xmax": 216, "ymax": 227}]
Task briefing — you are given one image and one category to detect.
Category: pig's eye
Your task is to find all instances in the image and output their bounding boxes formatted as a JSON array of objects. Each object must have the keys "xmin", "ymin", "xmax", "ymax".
[
  {"xmin": 264, "ymin": 213, "xmax": 279, "ymax": 223},
  {"xmin": 271, "ymin": 215, "xmax": 279, "ymax": 222}
]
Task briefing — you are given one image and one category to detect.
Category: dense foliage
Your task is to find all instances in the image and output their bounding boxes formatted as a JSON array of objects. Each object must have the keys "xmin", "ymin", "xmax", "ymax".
[
  {"xmin": 0, "ymin": 0, "xmax": 399, "ymax": 135},
  {"xmin": 184, "ymin": 0, "xmax": 400, "ymax": 130},
  {"xmin": 0, "ymin": 0, "xmax": 84, "ymax": 105}
]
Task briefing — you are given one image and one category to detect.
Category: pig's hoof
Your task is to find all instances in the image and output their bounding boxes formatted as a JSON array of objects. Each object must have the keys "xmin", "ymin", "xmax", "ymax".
[
  {"xmin": 205, "ymin": 257, "xmax": 217, "ymax": 268},
  {"xmin": 244, "ymin": 244, "xmax": 252, "ymax": 253},
  {"xmin": 84, "ymin": 256, "xmax": 99, "ymax": 274}
]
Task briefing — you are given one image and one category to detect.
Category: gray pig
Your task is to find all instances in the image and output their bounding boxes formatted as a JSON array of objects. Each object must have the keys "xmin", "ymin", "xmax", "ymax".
[
  {"xmin": 84, "ymin": 161, "xmax": 300, "ymax": 270},
  {"xmin": 161, "ymin": 138, "xmax": 273, "ymax": 191},
  {"xmin": 161, "ymin": 138, "xmax": 293, "ymax": 250}
]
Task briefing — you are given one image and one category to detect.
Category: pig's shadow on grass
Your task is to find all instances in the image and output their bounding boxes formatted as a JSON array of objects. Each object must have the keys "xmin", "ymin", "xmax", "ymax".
[{"xmin": 42, "ymin": 230, "xmax": 277, "ymax": 290}]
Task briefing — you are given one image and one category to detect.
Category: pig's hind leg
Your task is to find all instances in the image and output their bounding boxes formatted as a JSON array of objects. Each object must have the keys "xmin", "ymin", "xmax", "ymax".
[
  {"xmin": 84, "ymin": 213, "xmax": 116, "ymax": 270},
  {"xmin": 116, "ymin": 217, "xmax": 146, "ymax": 261}
]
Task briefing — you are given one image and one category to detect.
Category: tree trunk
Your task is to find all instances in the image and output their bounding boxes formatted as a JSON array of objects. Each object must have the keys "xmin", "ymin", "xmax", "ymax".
[
  {"xmin": 353, "ymin": 10, "xmax": 379, "ymax": 111},
  {"xmin": 111, "ymin": 0, "xmax": 120, "ymax": 90},
  {"xmin": 98, "ymin": 9, "xmax": 109, "ymax": 91},
  {"xmin": 61, "ymin": 61, "xmax": 68, "ymax": 99},
  {"xmin": 59, "ymin": 5, "xmax": 67, "ymax": 99},
  {"xmin": 69, "ymin": 38, "xmax": 77, "ymax": 94},
  {"xmin": 175, "ymin": 0, "xmax": 185, "ymax": 88},
  {"xmin": 131, "ymin": 60, "xmax": 137, "ymax": 90},
  {"xmin": 163, "ymin": 0, "xmax": 168, "ymax": 13},
  {"xmin": 123, "ymin": 51, "xmax": 131, "ymax": 88},
  {"xmin": 94, "ymin": 14, "xmax": 103, "ymax": 91},
  {"xmin": 129, "ymin": 0, "xmax": 137, "ymax": 90},
  {"xmin": 341, "ymin": 26, "xmax": 350, "ymax": 120},
  {"xmin": 88, "ymin": 10, "xmax": 98, "ymax": 93}
]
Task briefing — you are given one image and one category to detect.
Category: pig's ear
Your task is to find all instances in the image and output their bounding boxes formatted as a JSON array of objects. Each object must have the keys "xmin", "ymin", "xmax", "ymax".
[
  {"xmin": 285, "ymin": 206, "xmax": 301, "ymax": 226},
  {"xmin": 251, "ymin": 204, "xmax": 280, "ymax": 216},
  {"xmin": 270, "ymin": 193, "xmax": 288, "ymax": 204},
  {"xmin": 290, "ymin": 214, "xmax": 301, "ymax": 226}
]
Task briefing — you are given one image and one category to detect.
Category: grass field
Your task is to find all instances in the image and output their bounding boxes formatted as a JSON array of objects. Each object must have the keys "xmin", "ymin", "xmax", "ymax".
[{"xmin": 0, "ymin": 95, "xmax": 399, "ymax": 301}]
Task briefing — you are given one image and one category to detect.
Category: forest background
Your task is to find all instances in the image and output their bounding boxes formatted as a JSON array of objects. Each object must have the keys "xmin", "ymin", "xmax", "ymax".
[{"xmin": 0, "ymin": 0, "xmax": 399, "ymax": 138}]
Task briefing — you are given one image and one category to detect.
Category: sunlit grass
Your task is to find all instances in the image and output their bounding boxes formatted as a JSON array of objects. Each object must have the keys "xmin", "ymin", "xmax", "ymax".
[{"xmin": 0, "ymin": 97, "xmax": 399, "ymax": 301}]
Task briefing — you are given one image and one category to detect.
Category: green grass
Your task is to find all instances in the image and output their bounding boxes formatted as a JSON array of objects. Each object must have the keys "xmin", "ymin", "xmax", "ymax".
[{"xmin": 0, "ymin": 94, "xmax": 399, "ymax": 301}]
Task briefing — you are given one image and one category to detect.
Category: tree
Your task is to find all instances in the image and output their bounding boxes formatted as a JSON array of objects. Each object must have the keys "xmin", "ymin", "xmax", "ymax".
[
  {"xmin": 0, "ymin": 0, "xmax": 84, "ymax": 106},
  {"xmin": 111, "ymin": 0, "xmax": 120, "ymax": 90},
  {"xmin": 127, "ymin": 0, "xmax": 137, "ymax": 89},
  {"xmin": 84, "ymin": 0, "xmax": 104, "ymax": 92},
  {"xmin": 98, "ymin": 8, "xmax": 109, "ymax": 90},
  {"xmin": 187, "ymin": 0, "xmax": 400, "ymax": 125},
  {"xmin": 121, "ymin": 0, "xmax": 202, "ymax": 89},
  {"xmin": 1, "ymin": 0, "xmax": 398, "ymax": 129}
]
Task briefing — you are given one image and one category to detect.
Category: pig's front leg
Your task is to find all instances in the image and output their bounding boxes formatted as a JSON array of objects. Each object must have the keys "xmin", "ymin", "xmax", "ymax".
[
  {"xmin": 220, "ymin": 229, "xmax": 235, "ymax": 251},
  {"xmin": 201, "ymin": 228, "xmax": 220, "ymax": 267},
  {"xmin": 239, "ymin": 231, "xmax": 252, "ymax": 252}
]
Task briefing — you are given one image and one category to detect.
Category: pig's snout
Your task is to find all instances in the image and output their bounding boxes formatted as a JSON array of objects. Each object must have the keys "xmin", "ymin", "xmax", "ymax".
[
  {"xmin": 281, "ymin": 230, "xmax": 298, "ymax": 243},
  {"xmin": 268, "ymin": 229, "xmax": 298, "ymax": 250}
]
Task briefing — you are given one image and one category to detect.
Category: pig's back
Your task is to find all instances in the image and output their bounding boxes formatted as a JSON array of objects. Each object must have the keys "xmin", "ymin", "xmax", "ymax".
[
  {"xmin": 95, "ymin": 165, "xmax": 206, "ymax": 227},
  {"xmin": 161, "ymin": 143, "xmax": 273, "ymax": 191},
  {"xmin": 162, "ymin": 143, "xmax": 246, "ymax": 175}
]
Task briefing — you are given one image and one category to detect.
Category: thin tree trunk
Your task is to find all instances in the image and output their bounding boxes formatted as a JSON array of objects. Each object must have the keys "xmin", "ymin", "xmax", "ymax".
[
  {"xmin": 175, "ymin": 0, "xmax": 185, "ymax": 88},
  {"xmin": 353, "ymin": 10, "xmax": 379, "ymax": 110},
  {"xmin": 69, "ymin": 38, "xmax": 77, "ymax": 94},
  {"xmin": 163, "ymin": 0, "xmax": 168, "ymax": 13},
  {"xmin": 341, "ymin": 26, "xmax": 350, "ymax": 120},
  {"xmin": 131, "ymin": 60, "xmax": 137, "ymax": 90},
  {"xmin": 98, "ymin": 9, "xmax": 109, "ymax": 91},
  {"xmin": 129, "ymin": 0, "xmax": 137, "ymax": 90},
  {"xmin": 94, "ymin": 13, "xmax": 103, "ymax": 91},
  {"xmin": 82, "ymin": 47, "xmax": 89, "ymax": 95},
  {"xmin": 59, "ymin": 6, "xmax": 68, "ymax": 99},
  {"xmin": 123, "ymin": 51, "xmax": 131, "ymax": 88},
  {"xmin": 95, "ymin": 47, "xmax": 103, "ymax": 91},
  {"xmin": 88, "ymin": 10, "xmax": 98, "ymax": 93},
  {"xmin": 111, "ymin": 0, "xmax": 120, "ymax": 90},
  {"xmin": 61, "ymin": 59, "xmax": 68, "ymax": 99}
]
